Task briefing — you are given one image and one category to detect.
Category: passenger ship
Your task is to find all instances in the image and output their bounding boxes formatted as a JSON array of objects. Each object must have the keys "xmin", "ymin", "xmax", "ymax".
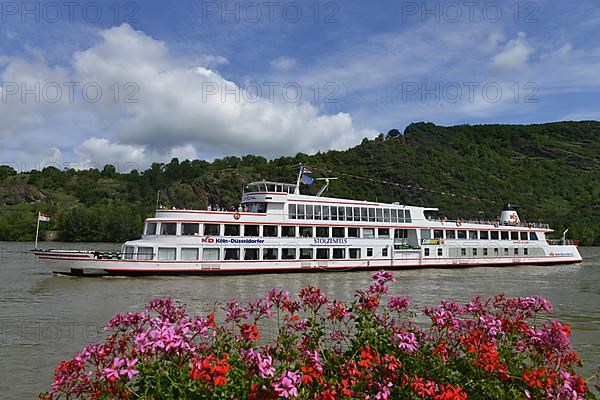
[{"xmin": 35, "ymin": 171, "xmax": 582, "ymax": 275}]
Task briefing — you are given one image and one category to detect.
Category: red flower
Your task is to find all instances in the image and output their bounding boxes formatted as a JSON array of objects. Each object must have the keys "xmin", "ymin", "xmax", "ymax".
[
  {"xmin": 434, "ymin": 384, "xmax": 468, "ymax": 400},
  {"xmin": 316, "ymin": 388, "xmax": 336, "ymax": 400},
  {"xmin": 410, "ymin": 375, "xmax": 437, "ymax": 397},
  {"xmin": 240, "ymin": 323, "xmax": 260, "ymax": 341},
  {"xmin": 462, "ymin": 331, "xmax": 509, "ymax": 380},
  {"xmin": 206, "ymin": 312, "xmax": 216, "ymax": 328},
  {"xmin": 358, "ymin": 345, "xmax": 378, "ymax": 369},
  {"xmin": 214, "ymin": 375, "xmax": 227, "ymax": 387},
  {"xmin": 523, "ymin": 367, "xmax": 557, "ymax": 391},
  {"xmin": 328, "ymin": 301, "xmax": 350, "ymax": 321},
  {"xmin": 432, "ymin": 340, "xmax": 448, "ymax": 362},
  {"xmin": 339, "ymin": 378, "xmax": 354, "ymax": 397},
  {"xmin": 190, "ymin": 354, "xmax": 230, "ymax": 387},
  {"xmin": 572, "ymin": 375, "xmax": 588, "ymax": 394},
  {"xmin": 382, "ymin": 354, "xmax": 402, "ymax": 373},
  {"xmin": 300, "ymin": 363, "xmax": 323, "ymax": 385},
  {"xmin": 299, "ymin": 286, "xmax": 328, "ymax": 311}
]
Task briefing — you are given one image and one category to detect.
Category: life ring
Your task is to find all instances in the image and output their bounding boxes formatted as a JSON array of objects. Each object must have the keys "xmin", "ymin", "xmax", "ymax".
[
  {"xmin": 456, "ymin": 220, "xmax": 462, "ymax": 227},
  {"xmin": 233, "ymin": 212, "xmax": 241, "ymax": 220}
]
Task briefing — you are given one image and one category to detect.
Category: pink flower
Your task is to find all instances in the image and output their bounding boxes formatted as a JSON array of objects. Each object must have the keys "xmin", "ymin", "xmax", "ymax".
[
  {"xmin": 375, "ymin": 382, "xmax": 393, "ymax": 399},
  {"xmin": 102, "ymin": 357, "xmax": 124, "ymax": 381},
  {"xmin": 192, "ymin": 315, "xmax": 214, "ymax": 338},
  {"xmin": 258, "ymin": 354, "xmax": 275, "ymax": 378},
  {"xmin": 369, "ymin": 282, "xmax": 390, "ymax": 295},
  {"xmin": 105, "ymin": 311, "xmax": 146, "ymax": 331},
  {"xmin": 241, "ymin": 348, "xmax": 259, "ymax": 363},
  {"xmin": 249, "ymin": 297, "xmax": 273, "ymax": 319},
  {"xmin": 299, "ymin": 286, "xmax": 328, "ymax": 312},
  {"xmin": 394, "ymin": 332, "xmax": 419, "ymax": 353},
  {"xmin": 267, "ymin": 288, "xmax": 290, "ymax": 308},
  {"xmin": 479, "ymin": 315, "xmax": 503, "ymax": 338},
  {"xmin": 225, "ymin": 299, "xmax": 248, "ymax": 322},
  {"xmin": 328, "ymin": 301, "xmax": 350, "ymax": 321},
  {"xmin": 120, "ymin": 358, "xmax": 139, "ymax": 380},
  {"xmin": 387, "ymin": 296, "xmax": 410, "ymax": 312},
  {"xmin": 423, "ymin": 304, "xmax": 461, "ymax": 330},
  {"xmin": 373, "ymin": 270, "xmax": 396, "ymax": 285},
  {"xmin": 466, "ymin": 296, "xmax": 489, "ymax": 314},
  {"xmin": 274, "ymin": 370, "xmax": 300, "ymax": 398}
]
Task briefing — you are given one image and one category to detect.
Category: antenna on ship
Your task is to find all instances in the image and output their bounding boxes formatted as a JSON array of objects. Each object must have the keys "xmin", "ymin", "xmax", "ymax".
[
  {"xmin": 561, "ymin": 228, "xmax": 569, "ymax": 243},
  {"xmin": 315, "ymin": 177, "xmax": 338, "ymax": 197},
  {"xmin": 294, "ymin": 165, "xmax": 303, "ymax": 195}
]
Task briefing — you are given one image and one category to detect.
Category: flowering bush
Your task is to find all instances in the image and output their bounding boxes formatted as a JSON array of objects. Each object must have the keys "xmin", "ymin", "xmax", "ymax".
[{"xmin": 41, "ymin": 271, "xmax": 598, "ymax": 399}]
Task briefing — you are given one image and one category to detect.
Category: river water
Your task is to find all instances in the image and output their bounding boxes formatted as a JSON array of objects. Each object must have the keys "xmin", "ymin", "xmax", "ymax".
[{"xmin": 0, "ymin": 242, "xmax": 598, "ymax": 399}]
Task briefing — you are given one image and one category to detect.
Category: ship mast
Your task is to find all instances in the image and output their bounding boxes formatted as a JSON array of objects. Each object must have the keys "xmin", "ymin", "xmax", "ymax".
[
  {"xmin": 315, "ymin": 177, "xmax": 338, "ymax": 197},
  {"xmin": 294, "ymin": 165, "xmax": 303, "ymax": 194}
]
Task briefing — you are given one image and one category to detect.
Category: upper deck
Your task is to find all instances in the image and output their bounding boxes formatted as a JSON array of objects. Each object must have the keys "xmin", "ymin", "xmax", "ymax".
[{"xmin": 149, "ymin": 180, "xmax": 551, "ymax": 233}]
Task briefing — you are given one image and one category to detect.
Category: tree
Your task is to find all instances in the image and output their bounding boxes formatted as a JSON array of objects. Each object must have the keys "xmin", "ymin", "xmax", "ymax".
[
  {"xmin": 0, "ymin": 166, "xmax": 17, "ymax": 181},
  {"xmin": 102, "ymin": 164, "xmax": 117, "ymax": 178},
  {"xmin": 386, "ymin": 129, "xmax": 402, "ymax": 139}
]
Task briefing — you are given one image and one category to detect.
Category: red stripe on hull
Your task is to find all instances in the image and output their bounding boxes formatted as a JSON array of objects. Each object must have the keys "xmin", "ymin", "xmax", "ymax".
[{"xmin": 97, "ymin": 259, "xmax": 581, "ymax": 276}]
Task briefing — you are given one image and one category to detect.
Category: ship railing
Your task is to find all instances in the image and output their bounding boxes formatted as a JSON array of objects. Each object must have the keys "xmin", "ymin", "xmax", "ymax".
[{"xmin": 429, "ymin": 218, "xmax": 550, "ymax": 229}]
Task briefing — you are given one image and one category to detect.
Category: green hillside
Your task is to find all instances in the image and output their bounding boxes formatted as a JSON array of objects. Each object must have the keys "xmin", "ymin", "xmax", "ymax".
[{"xmin": 1, "ymin": 121, "xmax": 599, "ymax": 244}]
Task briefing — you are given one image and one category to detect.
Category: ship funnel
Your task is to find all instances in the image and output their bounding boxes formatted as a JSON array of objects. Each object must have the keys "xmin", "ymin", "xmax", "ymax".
[{"xmin": 499, "ymin": 203, "xmax": 522, "ymax": 225}]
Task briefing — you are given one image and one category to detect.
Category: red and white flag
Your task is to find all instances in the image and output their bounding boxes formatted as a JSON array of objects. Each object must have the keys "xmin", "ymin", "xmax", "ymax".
[{"xmin": 38, "ymin": 212, "xmax": 50, "ymax": 222}]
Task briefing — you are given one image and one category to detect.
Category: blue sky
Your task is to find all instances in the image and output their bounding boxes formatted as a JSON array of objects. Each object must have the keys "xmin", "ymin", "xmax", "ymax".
[{"xmin": 1, "ymin": 0, "xmax": 599, "ymax": 171}]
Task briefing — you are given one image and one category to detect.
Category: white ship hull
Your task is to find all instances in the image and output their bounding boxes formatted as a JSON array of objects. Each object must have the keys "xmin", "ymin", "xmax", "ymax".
[{"xmin": 35, "ymin": 244, "xmax": 582, "ymax": 276}]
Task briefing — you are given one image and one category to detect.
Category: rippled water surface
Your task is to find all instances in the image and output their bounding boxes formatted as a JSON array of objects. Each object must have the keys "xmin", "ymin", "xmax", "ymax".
[{"xmin": 1, "ymin": 242, "xmax": 598, "ymax": 399}]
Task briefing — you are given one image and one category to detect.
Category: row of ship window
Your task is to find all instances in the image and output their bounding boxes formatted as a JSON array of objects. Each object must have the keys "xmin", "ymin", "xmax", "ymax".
[
  {"xmin": 122, "ymin": 245, "xmax": 532, "ymax": 261},
  {"xmin": 145, "ymin": 222, "xmax": 539, "ymax": 241},
  {"xmin": 123, "ymin": 246, "xmax": 382, "ymax": 261},
  {"xmin": 431, "ymin": 229, "xmax": 539, "ymax": 241},
  {"xmin": 145, "ymin": 222, "xmax": 405, "ymax": 239},
  {"xmin": 424, "ymin": 247, "xmax": 530, "ymax": 257},
  {"xmin": 288, "ymin": 204, "xmax": 412, "ymax": 223}
]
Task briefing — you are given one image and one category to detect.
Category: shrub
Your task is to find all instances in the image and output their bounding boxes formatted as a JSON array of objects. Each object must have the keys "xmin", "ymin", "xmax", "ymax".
[{"xmin": 41, "ymin": 271, "xmax": 598, "ymax": 399}]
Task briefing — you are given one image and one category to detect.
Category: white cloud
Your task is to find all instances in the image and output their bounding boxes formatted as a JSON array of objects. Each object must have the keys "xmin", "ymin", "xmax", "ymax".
[
  {"xmin": 74, "ymin": 138, "xmax": 150, "ymax": 170},
  {"xmin": 0, "ymin": 55, "xmax": 71, "ymax": 135},
  {"xmin": 43, "ymin": 148, "xmax": 64, "ymax": 166},
  {"xmin": 73, "ymin": 140, "xmax": 206, "ymax": 171},
  {"xmin": 559, "ymin": 110, "xmax": 600, "ymax": 121},
  {"xmin": 198, "ymin": 55, "xmax": 229, "ymax": 66},
  {"xmin": 0, "ymin": 24, "xmax": 374, "ymax": 169},
  {"xmin": 482, "ymin": 32, "xmax": 504, "ymax": 53},
  {"xmin": 169, "ymin": 144, "xmax": 198, "ymax": 161},
  {"xmin": 492, "ymin": 32, "xmax": 533, "ymax": 69},
  {"xmin": 270, "ymin": 56, "xmax": 297, "ymax": 70},
  {"xmin": 271, "ymin": 18, "xmax": 600, "ymax": 130},
  {"xmin": 3, "ymin": 16, "xmax": 599, "ymax": 170},
  {"xmin": 4, "ymin": 29, "xmax": 16, "ymax": 40},
  {"xmin": 553, "ymin": 43, "xmax": 572, "ymax": 59}
]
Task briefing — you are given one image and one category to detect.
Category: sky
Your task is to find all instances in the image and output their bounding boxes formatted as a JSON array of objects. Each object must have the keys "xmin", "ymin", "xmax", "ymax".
[{"xmin": 0, "ymin": 0, "xmax": 599, "ymax": 171}]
